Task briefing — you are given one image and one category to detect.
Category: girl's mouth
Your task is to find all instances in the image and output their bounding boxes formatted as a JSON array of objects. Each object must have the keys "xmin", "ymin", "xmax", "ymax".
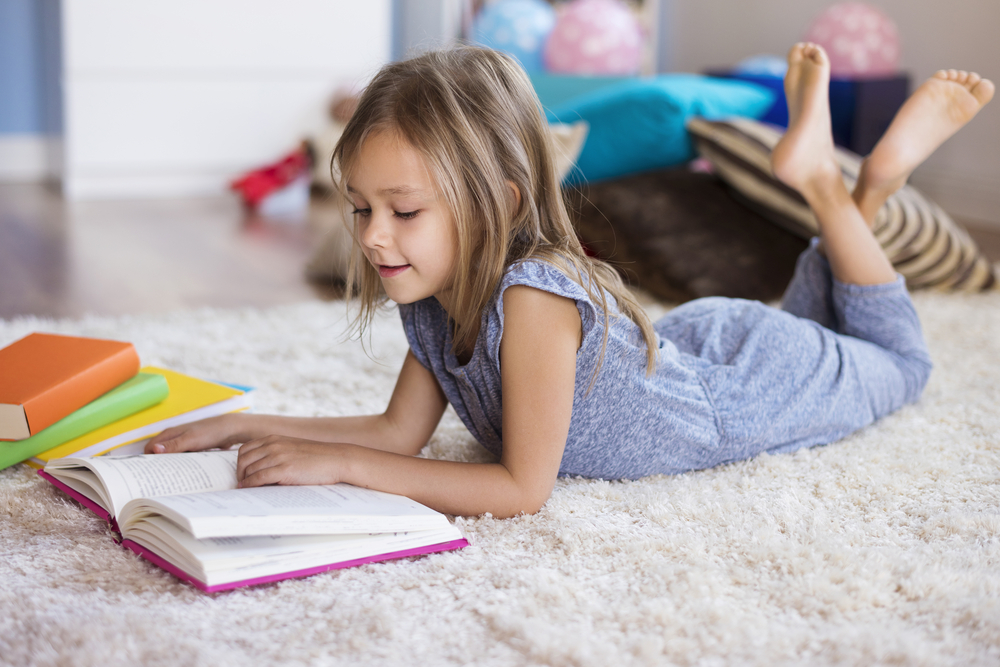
[{"xmin": 378, "ymin": 264, "xmax": 410, "ymax": 278}]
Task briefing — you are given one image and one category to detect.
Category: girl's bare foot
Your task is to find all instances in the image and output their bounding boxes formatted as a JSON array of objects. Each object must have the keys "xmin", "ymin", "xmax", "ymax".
[
  {"xmin": 773, "ymin": 43, "xmax": 896, "ymax": 285},
  {"xmin": 853, "ymin": 70, "xmax": 995, "ymax": 223},
  {"xmin": 771, "ymin": 43, "xmax": 842, "ymax": 202}
]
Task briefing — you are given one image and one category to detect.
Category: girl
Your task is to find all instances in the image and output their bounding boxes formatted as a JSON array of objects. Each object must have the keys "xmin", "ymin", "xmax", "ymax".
[{"xmin": 147, "ymin": 44, "xmax": 993, "ymax": 519}]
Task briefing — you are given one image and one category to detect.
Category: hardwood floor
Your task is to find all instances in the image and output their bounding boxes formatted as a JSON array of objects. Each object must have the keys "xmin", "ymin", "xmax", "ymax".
[
  {"xmin": 1, "ymin": 183, "xmax": 999, "ymax": 321},
  {"xmin": 0, "ymin": 183, "xmax": 340, "ymax": 320}
]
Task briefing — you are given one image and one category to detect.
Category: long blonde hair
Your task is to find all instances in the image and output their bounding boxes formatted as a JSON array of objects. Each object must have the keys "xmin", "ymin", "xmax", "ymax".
[{"xmin": 332, "ymin": 46, "xmax": 658, "ymax": 375}]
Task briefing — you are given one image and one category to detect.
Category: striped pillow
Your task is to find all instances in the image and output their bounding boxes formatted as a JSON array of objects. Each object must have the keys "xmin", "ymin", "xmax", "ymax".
[{"xmin": 687, "ymin": 116, "xmax": 997, "ymax": 291}]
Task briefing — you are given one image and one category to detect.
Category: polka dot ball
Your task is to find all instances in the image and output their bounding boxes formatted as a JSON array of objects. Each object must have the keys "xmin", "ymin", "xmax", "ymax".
[
  {"xmin": 470, "ymin": 0, "xmax": 557, "ymax": 74},
  {"xmin": 804, "ymin": 2, "xmax": 900, "ymax": 78},
  {"xmin": 543, "ymin": 0, "xmax": 644, "ymax": 76}
]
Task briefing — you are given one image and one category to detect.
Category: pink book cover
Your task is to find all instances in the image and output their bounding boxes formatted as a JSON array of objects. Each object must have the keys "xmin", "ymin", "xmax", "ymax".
[
  {"xmin": 122, "ymin": 537, "xmax": 470, "ymax": 593},
  {"xmin": 37, "ymin": 469, "xmax": 469, "ymax": 592}
]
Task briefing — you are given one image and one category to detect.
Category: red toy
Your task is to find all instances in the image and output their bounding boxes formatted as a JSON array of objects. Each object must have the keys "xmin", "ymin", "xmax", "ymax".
[{"xmin": 230, "ymin": 145, "xmax": 312, "ymax": 209}]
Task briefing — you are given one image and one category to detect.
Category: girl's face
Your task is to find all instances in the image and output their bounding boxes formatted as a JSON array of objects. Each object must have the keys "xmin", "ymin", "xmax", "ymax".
[{"xmin": 347, "ymin": 131, "xmax": 459, "ymax": 311}]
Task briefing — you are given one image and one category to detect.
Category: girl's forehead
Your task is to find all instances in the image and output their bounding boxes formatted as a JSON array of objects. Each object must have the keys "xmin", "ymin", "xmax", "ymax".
[{"xmin": 347, "ymin": 131, "xmax": 439, "ymax": 197}]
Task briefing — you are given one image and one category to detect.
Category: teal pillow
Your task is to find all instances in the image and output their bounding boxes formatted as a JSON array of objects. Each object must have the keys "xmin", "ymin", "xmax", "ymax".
[
  {"xmin": 530, "ymin": 72, "xmax": 631, "ymax": 109},
  {"xmin": 544, "ymin": 74, "xmax": 774, "ymax": 184}
]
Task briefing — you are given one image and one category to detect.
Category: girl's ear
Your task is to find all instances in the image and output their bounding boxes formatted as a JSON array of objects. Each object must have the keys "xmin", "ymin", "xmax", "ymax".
[{"xmin": 507, "ymin": 180, "xmax": 522, "ymax": 210}]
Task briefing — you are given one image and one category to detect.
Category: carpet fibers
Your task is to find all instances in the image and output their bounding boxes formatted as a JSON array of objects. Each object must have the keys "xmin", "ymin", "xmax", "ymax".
[{"xmin": 1, "ymin": 292, "xmax": 999, "ymax": 666}]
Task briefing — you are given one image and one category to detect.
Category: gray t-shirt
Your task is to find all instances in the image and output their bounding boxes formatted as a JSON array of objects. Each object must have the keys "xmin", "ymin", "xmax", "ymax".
[{"xmin": 399, "ymin": 259, "xmax": 721, "ymax": 479}]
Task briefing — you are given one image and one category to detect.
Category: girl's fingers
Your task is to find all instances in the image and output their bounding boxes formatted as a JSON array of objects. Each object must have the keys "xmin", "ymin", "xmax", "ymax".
[
  {"xmin": 145, "ymin": 433, "xmax": 185, "ymax": 454},
  {"xmin": 240, "ymin": 465, "xmax": 286, "ymax": 488},
  {"xmin": 236, "ymin": 438, "xmax": 274, "ymax": 481},
  {"xmin": 146, "ymin": 426, "xmax": 216, "ymax": 454},
  {"xmin": 145, "ymin": 427, "xmax": 181, "ymax": 450},
  {"xmin": 235, "ymin": 438, "xmax": 341, "ymax": 487}
]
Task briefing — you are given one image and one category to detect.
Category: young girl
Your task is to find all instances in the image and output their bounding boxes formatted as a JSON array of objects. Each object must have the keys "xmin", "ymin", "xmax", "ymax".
[{"xmin": 147, "ymin": 44, "xmax": 993, "ymax": 519}]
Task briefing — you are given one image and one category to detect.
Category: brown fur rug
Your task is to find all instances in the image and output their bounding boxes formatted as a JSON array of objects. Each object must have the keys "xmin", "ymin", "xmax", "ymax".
[{"xmin": 567, "ymin": 169, "xmax": 809, "ymax": 303}]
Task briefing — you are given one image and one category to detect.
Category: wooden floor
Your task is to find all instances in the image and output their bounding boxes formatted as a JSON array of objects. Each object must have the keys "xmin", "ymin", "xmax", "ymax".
[
  {"xmin": 0, "ymin": 183, "xmax": 341, "ymax": 320},
  {"xmin": 1, "ymin": 183, "xmax": 999, "ymax": 321}
]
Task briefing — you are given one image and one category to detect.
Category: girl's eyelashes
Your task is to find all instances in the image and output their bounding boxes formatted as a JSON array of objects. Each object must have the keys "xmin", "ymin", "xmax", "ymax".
[{"xmin": 350, "ymin": 207, "xmax": 420, "ymax": 220}]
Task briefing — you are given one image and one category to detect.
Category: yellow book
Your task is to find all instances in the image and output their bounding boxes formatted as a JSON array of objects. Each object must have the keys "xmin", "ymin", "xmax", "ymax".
[{"xmin": 28, "ymin": 367, "xmax": 253, "ymax": 467}]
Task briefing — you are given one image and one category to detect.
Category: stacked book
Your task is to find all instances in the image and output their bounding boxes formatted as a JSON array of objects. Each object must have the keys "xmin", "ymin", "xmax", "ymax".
[{"xmin": 0, "ymin": 332, "xmax": 253, "ymax": 470}]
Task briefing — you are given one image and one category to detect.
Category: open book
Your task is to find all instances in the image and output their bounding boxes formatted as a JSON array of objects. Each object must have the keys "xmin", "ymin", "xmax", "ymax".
[{"xmin": 40, "ymin": 451, "xmax": 467, "ymax": 592}]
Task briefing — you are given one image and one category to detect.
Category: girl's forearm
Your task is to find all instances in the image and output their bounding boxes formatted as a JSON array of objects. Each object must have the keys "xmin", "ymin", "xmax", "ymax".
[
  {"xmin": 340, "ymin": 443, "xmax": 547, "ymax": 518},
  {"xmin": 242, "ymin": 413, "xmax": 425, "ymax": 456}
]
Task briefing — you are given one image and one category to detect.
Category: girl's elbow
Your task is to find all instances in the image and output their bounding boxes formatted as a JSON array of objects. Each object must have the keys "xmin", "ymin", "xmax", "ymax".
[
  {"xmin": 478, "ymin": 485, "xmax": 552, "ymax": 519},
  {"xmin": 503, "ymin": 489, "xmax": 553, "ymax": 518},
  {"xmin": 490, "ymin": 503, "xmax": 545, "ymax": 520}
]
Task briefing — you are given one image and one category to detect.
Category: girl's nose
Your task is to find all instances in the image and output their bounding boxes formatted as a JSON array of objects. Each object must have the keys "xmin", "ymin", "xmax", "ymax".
[{"xmin": 360, "ymin": 212, "xmax": 390, "ymax": 249}]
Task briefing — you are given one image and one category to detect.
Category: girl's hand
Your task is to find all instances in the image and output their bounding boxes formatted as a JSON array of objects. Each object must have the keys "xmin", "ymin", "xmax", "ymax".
[
  {"xmin": 144, "ymin": 413, "xmax": 263, "ymax": 454},
  {"xmin": 236, "ymin": 436, "xmax": 347, "ymax": 487}
]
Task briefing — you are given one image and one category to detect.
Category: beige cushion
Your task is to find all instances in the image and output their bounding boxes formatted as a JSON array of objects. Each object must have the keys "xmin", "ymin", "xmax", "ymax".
[{"xmin": 687, "ymin": 116, "xmax": 997, "ymax": 292}]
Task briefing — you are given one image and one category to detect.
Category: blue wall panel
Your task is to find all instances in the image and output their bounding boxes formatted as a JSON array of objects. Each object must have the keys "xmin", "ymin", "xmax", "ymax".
[{"xmin": 0, "ymin": 0, "xmax": 43, "ymax": 134}]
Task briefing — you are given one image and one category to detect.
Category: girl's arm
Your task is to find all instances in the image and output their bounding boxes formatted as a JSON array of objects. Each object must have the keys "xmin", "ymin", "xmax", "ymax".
[
  {"xmin": 144, "ymin": 351, "xmax": 449, "ymax": 457},
  {"xmin": 236, "ymin": 285, "xmax": 581, "ymax": 518}
]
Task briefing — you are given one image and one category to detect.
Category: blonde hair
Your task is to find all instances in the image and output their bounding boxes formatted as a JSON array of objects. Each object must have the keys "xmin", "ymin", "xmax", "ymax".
[{"xmin": 332, "ymin": 46, "xmax": 658, "ymax": 376}]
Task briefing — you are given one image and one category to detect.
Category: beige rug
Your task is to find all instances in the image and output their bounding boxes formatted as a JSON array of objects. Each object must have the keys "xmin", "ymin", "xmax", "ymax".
[{"xmin": 2, "ymin": 291, "xmax": 999, "ymax": 666}]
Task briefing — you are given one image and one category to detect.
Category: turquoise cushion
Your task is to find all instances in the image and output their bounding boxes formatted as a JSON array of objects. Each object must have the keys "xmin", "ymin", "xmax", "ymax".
[
  {"xmin": 530, "ymin": 72, "xmax": 631, "ymax": 108},
  {"xmin": 544, "ymin": 74, "xmax": 775, "ymax": 183}
]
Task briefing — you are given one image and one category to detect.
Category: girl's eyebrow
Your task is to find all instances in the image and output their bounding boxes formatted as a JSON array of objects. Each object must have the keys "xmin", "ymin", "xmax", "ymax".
[{"xmin": 346, "ymin": 184, "xmax": 428, "ymax": 198}]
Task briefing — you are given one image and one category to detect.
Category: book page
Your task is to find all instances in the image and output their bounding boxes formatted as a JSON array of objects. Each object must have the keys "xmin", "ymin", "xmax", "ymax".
[
  {"xmin": 121, "ymin": 483, "xmax": 448, "ymax": 539},
  {"xmin": 124, "ymin": 515, "xmax": 463, "ymax": 588},
  {"xmin": 49, "ymin": 451, "xmax": 239, "ymax": 518}
]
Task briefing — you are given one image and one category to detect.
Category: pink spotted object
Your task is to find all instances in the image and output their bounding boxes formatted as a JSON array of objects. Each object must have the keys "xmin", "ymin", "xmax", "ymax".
[
  {"xmin": 543, "ymin": 0, "xmax": 644, "ymax": 76},
  {"xmin": 804, "ymin": 2, "xmax": 900, "ymax": 78}
]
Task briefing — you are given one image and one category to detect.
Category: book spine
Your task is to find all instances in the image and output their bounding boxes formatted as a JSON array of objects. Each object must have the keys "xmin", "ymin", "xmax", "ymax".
[
  {"xmin": 0, "ymin": 373, "xmax": 169, "ymax": 470},
  {"xmin": 22, "ymin": 344, "xmax": 140, "ymax": 436}
]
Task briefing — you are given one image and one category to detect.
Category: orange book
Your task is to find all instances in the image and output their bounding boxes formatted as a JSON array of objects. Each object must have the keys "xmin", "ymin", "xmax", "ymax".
[{"xmin": 0, "ymin": 333, "xmax": 139, "ymax": 440}]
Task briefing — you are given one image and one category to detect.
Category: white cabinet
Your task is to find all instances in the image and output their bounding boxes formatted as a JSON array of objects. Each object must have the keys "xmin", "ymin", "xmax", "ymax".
[{"xmin": 61, "ymin": 0, "xmax": 391, "ymax": 199}]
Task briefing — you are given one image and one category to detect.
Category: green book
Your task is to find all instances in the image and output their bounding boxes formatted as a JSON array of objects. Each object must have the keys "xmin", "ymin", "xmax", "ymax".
[{"xmin": 0, "ymin": 373, "xmax": 169, "ymax": 471}]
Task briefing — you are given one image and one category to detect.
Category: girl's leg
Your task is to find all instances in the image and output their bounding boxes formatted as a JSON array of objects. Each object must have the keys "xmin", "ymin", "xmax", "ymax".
[
  {"xmin": 780, "ymin": 238, "xmax": 838, "ymax": 330},
  {"xmin": 852, "ymin": 69, "xmax": 995, "ymax": 226},
  {"xmin": 777, "ymin": 43, "xmax": 889, "ymax": 329},
  {"xmin": 771, "ymin": 44, "xmax": 934, "ymax": 407},
  {"xmin": 771, "ymin": 43, "xmax": 896, "ymax": 287},
  {"xmin": 781, "ymin": 46, "xmax": 994, "ymax": 330}
]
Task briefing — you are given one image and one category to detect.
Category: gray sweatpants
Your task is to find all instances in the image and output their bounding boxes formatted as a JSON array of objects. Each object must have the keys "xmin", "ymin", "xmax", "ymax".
[{"xmin": 657, "ymin": 238, "xmax": 933, "ymax": 467}]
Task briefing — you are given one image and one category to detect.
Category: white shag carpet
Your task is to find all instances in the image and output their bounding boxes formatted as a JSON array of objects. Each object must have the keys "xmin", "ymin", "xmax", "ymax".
[{"xmin": 2, "ymin": 292, "xmax": 999, "ymax": 667}]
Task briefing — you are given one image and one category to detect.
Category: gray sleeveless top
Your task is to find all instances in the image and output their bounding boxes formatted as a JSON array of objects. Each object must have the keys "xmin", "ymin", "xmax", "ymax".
[{"xmin": 398, "ymin": 260, "xmax": 722, "ymax": 479}]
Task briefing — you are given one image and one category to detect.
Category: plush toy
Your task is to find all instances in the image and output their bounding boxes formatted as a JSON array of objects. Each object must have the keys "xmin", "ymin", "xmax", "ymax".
[
  {"xmin": 804, "ymin": 2, "xmax": 900, "ymax": 78},
  {"xmin": 543, "ymin": 0, "xmax": 644, "ymax": 76},
  {"xmin": 230, "ymin": 145, "xmax": 311, "ymax": 215},
  {"xmin": 470, "ymin": 0, "xmax": 556, "ymax": 74}
]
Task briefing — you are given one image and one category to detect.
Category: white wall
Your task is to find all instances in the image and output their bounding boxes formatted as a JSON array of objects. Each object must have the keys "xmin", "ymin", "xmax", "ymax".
[
  {"xmin": 393, "ymin": 0, "xmax": 464, "ymax": 59},
  {"xmin": 62, "ymin": 0, "xmax": 391, "ymax": 199},
  {"xmin": 659, "ymin": 0, "xmax": 1000, "ymax": 226}
]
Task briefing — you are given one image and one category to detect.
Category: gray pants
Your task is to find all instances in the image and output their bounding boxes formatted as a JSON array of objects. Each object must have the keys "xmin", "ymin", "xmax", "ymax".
[{"xmin": 657, "ymin": 239, "xmax": 932, "ymax": 467}]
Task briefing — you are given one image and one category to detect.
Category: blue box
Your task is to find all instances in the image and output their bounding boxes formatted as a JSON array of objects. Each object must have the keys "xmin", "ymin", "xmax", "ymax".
[{"xmin": 706, "ymin": 71, "xmax": 910, "ymax": 156}]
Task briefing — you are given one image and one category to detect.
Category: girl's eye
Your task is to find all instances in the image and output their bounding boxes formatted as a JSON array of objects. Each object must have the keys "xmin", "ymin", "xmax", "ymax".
[
  {"xmin": 395, "ymin": 210, "xmax": 419, "ymax": 220},
  {"xmin": 351, "ymin": 207, "xmax": 371, "ymax": 217}
]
